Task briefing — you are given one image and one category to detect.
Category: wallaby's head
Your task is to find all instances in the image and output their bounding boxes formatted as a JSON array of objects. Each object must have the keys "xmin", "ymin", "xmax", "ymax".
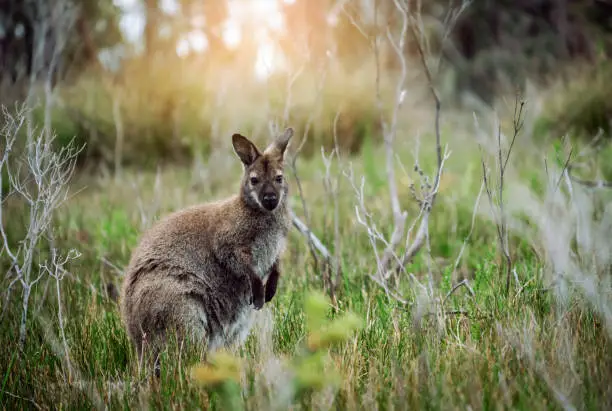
[{"xmin": 232, "ymin": 127, "xmax": 294, "ymax": 212}]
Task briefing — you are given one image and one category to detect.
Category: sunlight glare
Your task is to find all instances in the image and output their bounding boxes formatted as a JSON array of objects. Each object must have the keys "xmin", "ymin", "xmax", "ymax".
[
  {"xmin": 159, "ymin": 0, "xmax": 179, "ymax": 15},
  {"xmin": 191, "ymin": 15, "xmax": 205, "ymax": 29},
  {"xmin": 176, "ymin": 38, "xmax": 190, "ymax": 58},
  {"xmin": 113, "ymin": 0, "xmax": 138, "ymax": 7},
  {"xmin": 254, "ymin": 42, "xmax": 286, "ymax": 81},
  {"xmin": 267, "ymin": 11, "xmax": 284, "ymax": 32},
  {"xmin": 116, "ymin": 0, "xmax": 293, "ymax": 78},
  {"xmin": 223, "ymin": 0, "xmax": 290, "ymax": 78},
  {"xmin": 227, "ymin": 0, "xmax": 285, "ymax": 33},
  {"xmin": 188, "ymin": 31, "xmax": 208, "ymax": 53},
  {"xmin": 254, "ymin": 44, "xmax": 274, "ymax": 80},
  {"xmin": 118, "ymin": 12, "xmax": 145, "ymax": 45},
  {"xmin": 223, "ymin": 23, "xmax": 242, "ymax": 49},
  {"xmin": 327, "ymin": 14, "xmax": 339, "ymax": 27}
]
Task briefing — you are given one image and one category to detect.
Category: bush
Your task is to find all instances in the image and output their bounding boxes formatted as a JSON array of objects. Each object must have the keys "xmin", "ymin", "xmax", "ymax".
[
  {"xmin": 32, "ymin": 58, "xmax": 388, "ymax": 172},
  {"xmin": 535, "ymin": 61, "xmax": 612, "ymax": 139},
  {"xmin": 47, "ymin": 62, "xmax": 206, "ymax": 170}
]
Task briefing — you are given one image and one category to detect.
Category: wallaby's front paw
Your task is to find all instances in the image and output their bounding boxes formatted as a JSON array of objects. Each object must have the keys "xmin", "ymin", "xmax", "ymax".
[
  {"xmin": 264, "ymin": 262, "xmax": 280, "ymax": 303},
  {"xmin": 251, "ymin": 275, "xmax": 265, "ymax": 310},
  {"xmin": 264, "ymin": 282, "xmax": 276, "ymax": 303},
  {"xmin": 253, "ymin": 295, "xmax": 264, "ymax": 310}
]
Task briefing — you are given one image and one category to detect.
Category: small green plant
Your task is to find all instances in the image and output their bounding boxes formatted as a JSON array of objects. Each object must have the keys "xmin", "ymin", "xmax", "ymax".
[
  {"xmin": 189, "ymin": 291, "xmax": 363, "ymax": 408},
  {"xmin": 292, "ymin": 291, "xmax": 363, "ymax": 394},
  {"xmin": 190, "ymin": 351, "xmax": 244, "ymax": 410}
]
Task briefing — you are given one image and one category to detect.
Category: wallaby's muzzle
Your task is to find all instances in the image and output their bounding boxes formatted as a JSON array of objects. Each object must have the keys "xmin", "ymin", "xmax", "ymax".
[{"xmin": 261, "ymin": 188, "xmax": 279, "ymax": 211}]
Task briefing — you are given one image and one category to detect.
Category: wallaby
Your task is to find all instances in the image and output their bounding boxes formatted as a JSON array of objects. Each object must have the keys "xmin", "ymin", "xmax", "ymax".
[{"xmin": 120, "ymin": 128, "xmax": 294, "ymax": 376}]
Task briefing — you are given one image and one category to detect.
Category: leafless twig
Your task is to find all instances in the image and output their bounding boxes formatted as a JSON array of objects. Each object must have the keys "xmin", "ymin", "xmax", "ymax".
[
  {"xmin": 285, "ymin": 66, "xmax": 329, "ymax": 278},
  {"xmin": 442, "ymin": 278, "xmax": 475, "ymax": 307},
  {"xmin": 112, "ymin": 91, "xmax": 125, "ymax": 180},
  {"xmin": 342, "ymin": 0, "xmax": 467, "ymax": 304},
  {"xmin": 0, "ymin": 390, "xmax": 42, "ymax": 410},
  {"xmin": 289, "ymin": 209, "xmax": 333, "ymax": 264},
  {"xmin": 38, "ymin": 313, "xmax": 104, "ymax": 409},
  {"xmin": 0, "ymin": 104, "xmax": 82, "ymax": 349},
  {"xmin": 564, "ymin": 134, "xmax": 612, "ymax": 189},
  {"xmin": 476, "ymin": 96, "xmax": 525, "ymax": 295},
  {"xmin": 374, "ymin": 0, "xmax": 410, "ymax": 278},
  {"xmin": 40, "ymin": 247, "xmax": 82, "ymax": 382},
  {"xmin": 566, "ymin": 173, "xmax": 612, "ymax": 189},
  {"xmin": 451, "ymin": 180, "xmax": 485, "ymax": 279},
  {"xmin": 268, "ymin": 54, "xmax": 336, "ymax": 296}
]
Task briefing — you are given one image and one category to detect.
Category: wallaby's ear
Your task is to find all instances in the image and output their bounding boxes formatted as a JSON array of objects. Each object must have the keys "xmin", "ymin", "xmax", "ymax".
[
  {"xmin": 265, "ymin": 127, "xmax": 294, "ymax": 159},
  {"xmin": 232, "ymin": 133, "xmax": 261, "ymax": 166},
  {"xmin": 276, "ymin": 127, "xmax": 294, "ymax": 154}
]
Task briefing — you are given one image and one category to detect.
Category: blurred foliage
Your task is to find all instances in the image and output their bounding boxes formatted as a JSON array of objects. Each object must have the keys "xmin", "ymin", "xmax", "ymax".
[
  {"xmin": 2, "ymin": 116, "xmax": 612, "ymax": 408},
  {"xmin": 190, "ymin": 351, "xmax": 244, "ymax": 410},
  {"xmin": 46, "ymin": 61, "xmax": 204, "ymax": 169},
  {"xmin": 304, "ymin": 292, "xmax": 363, "ymax": 352},
  {"xmin": 292, "ymin": 291, "xmax": 363, "ymax": 393},
  {"xmin": 191, "ymin": 351, "xmax": 242, "ymax": 386},
  {"xmin": 3, "ymin": 0, "xmax": 612, "ymax": 169},
  {"xmin": 41, "ymin": 57, "xmax": 387, "ymax": 169},
  {"xmin": 437, "ymin": 0, "xmax": 612, "ymax": 104},
  {"xmin": 536, "ymin": 61, "xmax": 612, "ymax": 139},
  {"xmin": 189, "ymin": 291, "xmax": 363, "ymax": 406},
  {"xmin": 0, "ymin": 0, "xmax": 123, "ymax": 93},
  {"xmin": 2, "ymin": 3, "xmax": 612, "ymax": 409}
]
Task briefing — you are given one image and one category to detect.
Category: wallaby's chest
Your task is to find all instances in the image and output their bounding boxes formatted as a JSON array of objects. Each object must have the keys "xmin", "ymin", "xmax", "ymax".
[{"xmin": 251, "ymin": 227, "xmax": 286, "ymax": 278}]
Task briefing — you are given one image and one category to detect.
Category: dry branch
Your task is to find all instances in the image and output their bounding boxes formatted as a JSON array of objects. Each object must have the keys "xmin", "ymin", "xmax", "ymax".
[
  {"xmin": 477, "ymin": 96, "xmax": 524, "ymax": 295},
  {"xmin": 0, "ymin": 104, "xmax": 82, "ymax": 348},
  {"xmin": 289, "ymin": 209, "xmax": 333, "ymax": 264},
  {"xmin": 566, "ymin": 172, "xmax": 612, "ymax": 189},
  {"xmin": 442, "ymin": 279, "xmax": 475, "ymax": 307},
  {"xmin": 267, "ymin": 51, "xmax": 338, "ymax": 299},
  {"xmin": 374, "ymin": 0, "xmax": 410, "ymax": 279},
  {"xmin": 557, "ymin": 131, "xmax": 612, "ymax": 189},
  {"xmin": 451, "ymin": 180, "xmax": 485, "ymax": 279},
  {"xmin": 342, "ymin": 0, "xmax": 468, "ymax": 304}
]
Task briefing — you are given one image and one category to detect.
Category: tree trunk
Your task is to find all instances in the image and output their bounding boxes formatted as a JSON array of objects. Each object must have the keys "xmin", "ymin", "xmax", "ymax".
[{"xmin": 144, "ymin": 0, "xmax": 159, "ymax": 57}]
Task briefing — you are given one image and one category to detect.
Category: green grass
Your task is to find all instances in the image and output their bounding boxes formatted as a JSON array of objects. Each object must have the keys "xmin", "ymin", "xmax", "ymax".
[{"xmin": 1, "ymin": 109, "xmax": 611, "ymax": 410}]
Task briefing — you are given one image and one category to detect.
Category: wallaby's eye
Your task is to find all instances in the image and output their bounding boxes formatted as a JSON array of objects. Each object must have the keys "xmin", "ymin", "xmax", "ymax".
[
  {"xmin": 250, "ymin": 176, "xmax": 259, "ymax": 185},
  {"xmin": 275, "ymin": 175, "xmax": 283, "ymax": 183}
]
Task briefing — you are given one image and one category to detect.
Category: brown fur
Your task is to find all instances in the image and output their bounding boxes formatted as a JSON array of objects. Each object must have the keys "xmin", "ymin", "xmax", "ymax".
[{"xmin": 120, "ymin": 128, "xmax": 294, "ymax": 375}]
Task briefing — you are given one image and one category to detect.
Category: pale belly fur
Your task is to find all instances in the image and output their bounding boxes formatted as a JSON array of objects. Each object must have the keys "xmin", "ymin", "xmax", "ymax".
[{"xmin": 208, "ymin": 236, "xmax": 285, "ymax": 351}]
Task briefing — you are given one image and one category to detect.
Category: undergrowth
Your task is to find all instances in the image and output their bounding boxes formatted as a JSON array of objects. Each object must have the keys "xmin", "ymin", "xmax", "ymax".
[{"xmin": 1, "ymin": 101, "xmax": 611, "ymax": 410}]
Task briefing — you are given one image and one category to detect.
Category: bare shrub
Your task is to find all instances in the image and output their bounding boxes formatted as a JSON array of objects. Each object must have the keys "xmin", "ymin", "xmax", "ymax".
[
  {"xmin": 497, "ymin": 310, "xmax": 579, "ymax": 411},
  {"xmin": 504, "ymin": 158, "xmax": 612, "ymax": 336},
  {"xmin": 263, "ymin": 55, "xmax": 338, "ymax": 301},
  {"xmin": 475, "ymin": 96, "xmax": 525, "ymax": 294},
  {"xmin": 344, "ymin": 0, "xmax": 468, "ymax": 310},
  {"xmin": 480, "ymin": 137, "xmax": 612, "ymax": 410},
  {"xmin": 0, "ymin": 103, "xmax": 82, "ymax": 349}
]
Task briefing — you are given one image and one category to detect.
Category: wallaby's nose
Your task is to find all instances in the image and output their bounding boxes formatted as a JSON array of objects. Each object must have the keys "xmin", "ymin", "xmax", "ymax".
[{"xmin": 262, "ymin": 192, "xmax": 278, "ymax": 210}]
